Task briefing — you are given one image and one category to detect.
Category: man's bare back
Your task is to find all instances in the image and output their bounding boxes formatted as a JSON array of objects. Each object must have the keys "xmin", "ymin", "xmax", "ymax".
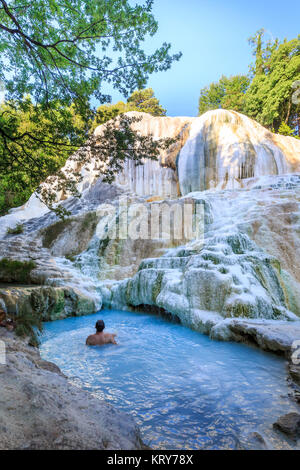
[
  {"xmin": 86, "ymin": 332, "xmax": 117, "ymax": 346},
  {"xmin": 86, "ymin": 319, "xmax": 117, "ymax": 346}
]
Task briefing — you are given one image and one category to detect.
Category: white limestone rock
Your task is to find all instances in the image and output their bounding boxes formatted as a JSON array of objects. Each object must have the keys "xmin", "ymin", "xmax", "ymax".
[
  {"xmin": 0, "ymin": 111, "xmax": 299, "ymax": 336},
  {"xmin": 177, "ymin": 109, "xmax": 300, "ymax": 194}
]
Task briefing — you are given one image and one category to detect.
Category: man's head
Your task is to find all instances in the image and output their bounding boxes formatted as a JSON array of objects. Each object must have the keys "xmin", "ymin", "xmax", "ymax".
[{"xmin": 95, "ymin": 319, "xmax": 105, "ymax": 333}]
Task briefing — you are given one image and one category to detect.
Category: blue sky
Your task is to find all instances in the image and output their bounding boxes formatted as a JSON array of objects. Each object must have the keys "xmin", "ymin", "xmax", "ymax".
[{"xmin": 110, "ymin": 0, "xmax": 300, "ymax": 117}]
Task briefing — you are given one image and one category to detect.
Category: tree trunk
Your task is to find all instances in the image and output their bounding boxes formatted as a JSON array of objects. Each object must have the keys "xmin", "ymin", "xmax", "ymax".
[{"xmin": 285, "ymin": 100, "xmax": 292, "ymax": 124}]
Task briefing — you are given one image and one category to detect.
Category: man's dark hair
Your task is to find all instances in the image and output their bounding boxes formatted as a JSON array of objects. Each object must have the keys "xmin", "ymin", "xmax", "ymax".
[{"xmin": 95, "ymin": 320, "xmax": 105, "ymax": 333}]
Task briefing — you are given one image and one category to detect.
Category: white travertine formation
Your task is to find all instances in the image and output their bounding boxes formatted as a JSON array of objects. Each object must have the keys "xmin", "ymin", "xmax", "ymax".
[
  {"xmin": 109, "ymin": 112, "xmax": 194, "ymax": 198},
  {"xmin": 1, "ymin": 109, "xmax": 300, "ymax": 239},
  {"xmin": 177, "ymin": 110, "xmax": 300, "ymax": 194},
  {"xmin": 99, "ymin": 110, "xmax": 300, "ymax": 196},
  {"xmin": 0, "ymin": 110, "xmax": 300, "ymax": 333}
]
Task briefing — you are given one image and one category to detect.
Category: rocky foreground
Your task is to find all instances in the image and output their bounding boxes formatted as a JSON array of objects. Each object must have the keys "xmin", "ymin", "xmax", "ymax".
[{"xmin": 0, "ymin": 328, "xmax": 143, "ymax": 450}]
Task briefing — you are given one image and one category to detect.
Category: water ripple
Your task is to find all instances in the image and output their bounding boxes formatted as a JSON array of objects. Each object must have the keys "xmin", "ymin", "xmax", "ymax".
[{"xmin": 40, "ymin": 309, "xmax": 298, "ymax": 450}]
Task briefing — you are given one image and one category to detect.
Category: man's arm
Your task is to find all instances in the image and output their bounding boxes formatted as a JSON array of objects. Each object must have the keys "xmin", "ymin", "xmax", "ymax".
[{"xmin": 110, "ymin": 334, "xmax": 118, "ymax": 345}]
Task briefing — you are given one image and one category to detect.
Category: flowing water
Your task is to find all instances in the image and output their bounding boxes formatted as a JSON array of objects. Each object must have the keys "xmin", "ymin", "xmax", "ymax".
[{"xmin": 40, "ymin": 309, "xmax": 298, "ymax": 450}]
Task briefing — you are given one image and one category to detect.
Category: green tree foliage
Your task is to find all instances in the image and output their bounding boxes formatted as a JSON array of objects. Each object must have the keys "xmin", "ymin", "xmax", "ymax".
[
  {"xmin": 198, "ymin": 81, "xmax": 224, "ymax": 115},
  {"xmin": 92, "ymin": 101, "xmax": 129, "ymax": 129},
  {"xmin": 198, "ymin": 75, "xmax": 250, "ymax": 116},
  {"xmin": 92, "ymin": 88, "xmax": 166, "ymax": 130},
  {"xmin": 126, "ymin": 88, "xmax": 166, "ymax": 115},
  {"xmin": 277, "ymin": 121, "xmax": 299, "ymax": 138},
  {"xmin": 198, "ymin": 31, "xmax": 300, "ymax": 137},
  {"xmin": 0, "ymin": 0, "xmax": 181, "ymax": 215},
  {"xmin": 0, "ymin": 98, "xmax": 86, "ymax": 214},
  {"xmin": 244, "ymin": 33, "xmax": 300, "ymax": 133},
  {"xmin": 247, "ymin": 28, "xmax": 269, "ymax": 76}
]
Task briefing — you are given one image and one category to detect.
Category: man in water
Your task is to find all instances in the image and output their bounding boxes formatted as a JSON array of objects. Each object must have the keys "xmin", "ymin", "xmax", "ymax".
[{"xmin": 86, "ymin": 319, "xmax": 117, "ymax": 346}]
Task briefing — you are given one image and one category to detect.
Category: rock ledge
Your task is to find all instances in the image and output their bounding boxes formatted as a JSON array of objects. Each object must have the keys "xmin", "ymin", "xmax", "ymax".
[{"xmin": 0, "ymin": 328, "xmax": 143, "ymax": 450}]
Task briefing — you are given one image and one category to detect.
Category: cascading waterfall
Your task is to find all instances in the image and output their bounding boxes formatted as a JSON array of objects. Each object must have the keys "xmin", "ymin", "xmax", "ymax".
[
  {"xmin": 177, "ymin": 110, "xmax": 299, "ymax": 194},
  {"xmin": 0, "ymin": 110, "xmax": 299, "ymax": 333},
  {"xmin": 106, "ymin": 181, "xmax": 300, "ymax": 332}
]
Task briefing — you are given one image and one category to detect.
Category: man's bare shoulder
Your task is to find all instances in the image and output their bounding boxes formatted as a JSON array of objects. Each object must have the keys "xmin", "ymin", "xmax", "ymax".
[
  {"xmin": 86, "ymin": 332, "xmax": 117, "ymax": 346},
  {"xmin": 104, "ymin": 333, "xmax": 118, "ymax": 344},
  {"xmin": 86, "ymin": 334, "xmax": 97, "ymax": 346}
]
